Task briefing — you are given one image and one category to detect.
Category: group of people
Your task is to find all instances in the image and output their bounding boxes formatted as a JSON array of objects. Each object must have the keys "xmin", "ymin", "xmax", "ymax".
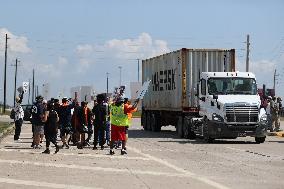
[
  {"xmin": 13, "ymin": 92, "xmax": 138, "ymax": 155},
  {"xmin": 266, "ymin": 96, "xmax": 282, "ymax": 132}
]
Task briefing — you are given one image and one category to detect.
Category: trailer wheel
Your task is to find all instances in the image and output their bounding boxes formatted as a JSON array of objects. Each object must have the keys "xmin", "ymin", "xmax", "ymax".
[
  {"xmin": 177, "ymin": 116, "xmax": 184, "ymax": 138},
  {"xmin": 150, "ymin": 113, "xmax": 161, "ymax": 132},
  {"xmin": 203, "ymin": 118, "xmax": 214, "ymax": 143},
  {"xmin": 142, "ymin": 111, "xmax": 148, "ymax": 130},
  {"xmin": 255, "ymin": 137, "xmax": 266, "ymax": 144},
  {"xmin": 146, "ymin": 112, "xmax": 151, "ymax": 131},
  {"xmin": 150, "ymin": 113, "xmax": 156, "ymax": 132}
]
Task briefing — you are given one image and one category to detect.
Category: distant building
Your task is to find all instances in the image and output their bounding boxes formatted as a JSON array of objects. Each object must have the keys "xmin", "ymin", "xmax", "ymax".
[
  {"xmin": 42, "ymin": 83, "xmax": 50, "ymax": 100},
  {"xmin": 70, "ymin": 85, "xmax": 95, "ymax": 103},
  {"xmin": 130, "ymin": 82, "xmax": 142, "ymax": 110}
]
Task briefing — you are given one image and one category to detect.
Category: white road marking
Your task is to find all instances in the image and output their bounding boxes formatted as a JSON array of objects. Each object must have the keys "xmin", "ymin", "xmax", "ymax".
[
  {"xmin": 0, "ymin": 148, "xmax": 150, "ymax": 161},
  {"xmin": 127, "ymin": 146, "xmax": 230, "ymax": 189},
  {"xmin": 0, "ymin": 177, "xmax": 100, "ymax": 189},
  {"xmin": 0, "ymin": 159, "xmax": 192, "ymax": 178}
]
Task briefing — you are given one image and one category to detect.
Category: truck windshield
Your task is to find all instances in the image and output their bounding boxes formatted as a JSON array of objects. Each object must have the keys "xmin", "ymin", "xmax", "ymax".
[{"xmin": 207, "ymin": 78, "xmax": 257, "ymax": 95}]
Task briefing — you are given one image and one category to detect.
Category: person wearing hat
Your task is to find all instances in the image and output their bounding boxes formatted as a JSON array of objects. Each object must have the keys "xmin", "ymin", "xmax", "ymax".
[
  {"xmin": 31, "ymin": 95, "xmax": 45, "ymax": 149},
  {"xmin": 92, "ymin": 94, "xmax": 107, "ymax": 150},
  {"xmin": 276, "ymin": 97, "xmax": 282, "ymax": 132},
  {"xmin": 266, "ymin": 96, "xmax": 273, "ymax": 132},
  {"xmin": 109, "ymin": 96, "xmax": 138, "ymax": 155},
  {"xmin": 13, "ymin": 92, "xmax": 24, "ymax": 141}
]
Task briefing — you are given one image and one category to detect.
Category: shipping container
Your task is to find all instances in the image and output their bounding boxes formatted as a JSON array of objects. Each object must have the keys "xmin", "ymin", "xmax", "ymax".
[{"xmin": 142, "ymin": 48, "xmax": 235, "ymax": 112}]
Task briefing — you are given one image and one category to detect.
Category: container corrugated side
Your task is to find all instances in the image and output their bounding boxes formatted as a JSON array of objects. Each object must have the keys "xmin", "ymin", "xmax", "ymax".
[{"xmin": 142, "ymin": 48, "xmax": 235, "ymax": 111}]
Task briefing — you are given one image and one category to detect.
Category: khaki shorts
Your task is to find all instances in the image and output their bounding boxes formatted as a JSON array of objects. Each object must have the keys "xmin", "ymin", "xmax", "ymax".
[{"xmin": 34, "ymin": 125, "xmax": 44, "ymax": 135}]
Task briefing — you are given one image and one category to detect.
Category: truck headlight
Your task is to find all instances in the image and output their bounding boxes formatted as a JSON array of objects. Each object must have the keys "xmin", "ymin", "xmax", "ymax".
[
  {"xmin": 212, "ymin": 113, "xmax": 224, "ymax": 122},
  {"xmin": 260, "ymin": 114, "xmax": 267, "ymax": 123}
]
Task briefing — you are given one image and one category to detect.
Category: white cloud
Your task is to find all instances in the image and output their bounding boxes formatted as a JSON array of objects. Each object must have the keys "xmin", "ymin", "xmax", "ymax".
[
  {"xmin": 76, "ymin": 44, "xmax": 93, "ymax": 56},
  {"xmin": 75, "ymin": 32, "xmax": 170, "ymax": 61},
  {"xmin": 0, "ymin": 28, "xmax": 31, "ymax": 54}
]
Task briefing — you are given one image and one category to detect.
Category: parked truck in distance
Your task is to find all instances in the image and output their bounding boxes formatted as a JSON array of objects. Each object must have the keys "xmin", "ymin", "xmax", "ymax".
[{"xmin": 141, "ymin": 48, "xmax": 267, "ymax": 143}]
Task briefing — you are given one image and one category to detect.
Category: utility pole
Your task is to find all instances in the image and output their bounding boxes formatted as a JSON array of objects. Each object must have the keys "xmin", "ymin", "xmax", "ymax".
[
  {"xmin": 246, "ymin": 34, "xmax": 250, "ymax": 72},
  {"xmin": 273, "ymin": 69, "xmax": 279, "ymax": 95},
  {"xmin": 118, "ymin": 66, "xmax": 122, "ymax": 86},
  {"xmin": 12, "ymin": 59, "xmax": 20, "ymax": 107},
  {"xmin": 28, "ymin": 78, "xmax": 31, "ymax": 104},
  {"xmin": 106, "ymin": 72, "xmax": 109, "ymax": 94},
  {"xmin": 3, "ymin": 34, "xmax": 9, "ymax": 113},
  {"xmin": 32, "ymin": 69, "xmax": 35, "ymax": 102},
  {"xmin": 137, "ymin": 59, "xmax": 140, "ymax": 82}
]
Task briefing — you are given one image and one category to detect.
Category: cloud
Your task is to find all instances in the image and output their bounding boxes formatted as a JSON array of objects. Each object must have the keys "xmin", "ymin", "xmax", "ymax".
[
  {"xmin": 0, "ymin": 28, "xmax": 31, "ymax": 54},
  {"xmin": 75, "ymin": 32, "xmax": 170, "ymax": 61}
]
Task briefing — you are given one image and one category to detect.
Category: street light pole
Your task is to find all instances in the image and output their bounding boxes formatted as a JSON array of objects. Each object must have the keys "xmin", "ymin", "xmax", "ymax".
[
  {"xmin": 118, "ymin": 66, "xmax": 122, "ymax": 86},
  {"xmin": 106, "ymin": 72, "xmax": 109, "ymax": 94}
]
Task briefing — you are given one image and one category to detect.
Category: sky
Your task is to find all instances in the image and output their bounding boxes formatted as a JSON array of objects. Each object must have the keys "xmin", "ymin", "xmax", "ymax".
[{"xmin": 0, "ymin": 0, "xmax": 284, "ymax": 105}]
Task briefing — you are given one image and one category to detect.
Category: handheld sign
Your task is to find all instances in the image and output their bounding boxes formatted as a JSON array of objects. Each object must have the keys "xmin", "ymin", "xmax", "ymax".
[
  {"xmin": 23, "ymin": 82, "xmax": 29, "ymax": 94},
  {"xmin": 136, "ymin": 80, "xmax": 151, "ymax": 100}
]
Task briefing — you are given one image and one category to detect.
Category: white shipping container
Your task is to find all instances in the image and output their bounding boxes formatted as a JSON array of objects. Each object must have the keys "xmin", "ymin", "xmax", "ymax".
[{"xmin": 142, "ymin": 48, "xmax": 235, "ymax": 111}]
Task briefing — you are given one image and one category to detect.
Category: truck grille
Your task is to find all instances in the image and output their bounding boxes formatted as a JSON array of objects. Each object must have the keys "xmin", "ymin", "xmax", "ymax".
[{"xmin": 226, "ymin": 105, "xmax": 258, "ymax": 123}]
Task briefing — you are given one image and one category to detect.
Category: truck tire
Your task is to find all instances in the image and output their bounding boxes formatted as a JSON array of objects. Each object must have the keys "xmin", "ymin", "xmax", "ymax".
[
  {"xmin": 150, "ymin": 113, "xmax": 161, "ymax": 132},
  {"xmin": 146, "ymin": 112, "xmax": 151, "ymax": 131},
  {"xmin": 177, "ymin": 116, "xmax": 184, "ymax": 138},
  {"xmin": 185, "ymin": 117, "xmax": 196, "ymax": 139},
  {"xmin": 142, "ymin": 112, "xmax": 148, "ymax": 130},
  {"xmin": 255, "ymin": 136, "xmax": 266, "ymax": 144},
  {"xmin": 203, "ymin": 118, "xmax": 214, "ymax": 143},
  {"xmin": 183, "ymin": 117, "xmax": 189, "ymax": 139}
]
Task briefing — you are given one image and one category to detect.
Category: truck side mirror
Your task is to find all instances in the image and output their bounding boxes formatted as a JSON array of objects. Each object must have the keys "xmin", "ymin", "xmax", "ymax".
[{"xmin": 213, "ymin": 94, "xmax": 218, "ymax": 100}]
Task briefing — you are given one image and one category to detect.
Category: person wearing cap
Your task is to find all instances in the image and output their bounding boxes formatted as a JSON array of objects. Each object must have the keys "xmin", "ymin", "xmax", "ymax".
[
  {"xmin": 31, "ymin": 95, "xmax": 45, "ymax": 149},
  {"xmin": 109, "ymin": 96, "xmax": 138, "ymax": 155},
  {"xmin": 13, "ymin": 92, "xmax": 24, "ymax": 141},
  {"xmin": 77, "ymin": 101, "xmax": 92, "ymax": 149},
  {"xmin": 42, "ymin": 102, "xmax": 60, "ymax": 154},
  {"xmin": 276, "ymin": 97, "xmax": 282, "ymax": 132},
  {"xmin": 266, "ymin": 96, "xmax": 273, "ymax": 132},
  {"xmin": 58, "ymin": 97, "xmax": 75, "ymax": 149},
  {"xmin": 92, "ymin": 94, "xmax": 107, "ymax": 150}
]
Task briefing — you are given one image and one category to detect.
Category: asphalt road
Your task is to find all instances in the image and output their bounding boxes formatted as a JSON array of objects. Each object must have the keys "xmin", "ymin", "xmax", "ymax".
[{"xmin": 0, "ymin": 117, "xmax": 283, "ymax": 189}]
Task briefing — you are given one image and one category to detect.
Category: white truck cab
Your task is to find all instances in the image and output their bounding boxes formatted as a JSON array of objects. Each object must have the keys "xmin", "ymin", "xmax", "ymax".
[{"xmin": 196, "ymin": 72, "xmax": 267, "ymax": 143}]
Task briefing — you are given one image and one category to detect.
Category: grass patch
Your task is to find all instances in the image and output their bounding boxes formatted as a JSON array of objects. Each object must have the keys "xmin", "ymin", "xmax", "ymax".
[
  {"xmin": 0, "ymin": 121, "xmax": 11, "ymax": 133},
  {"xmin": 132, "ymin": 111, "xmax": 141, "ymax": 117}
]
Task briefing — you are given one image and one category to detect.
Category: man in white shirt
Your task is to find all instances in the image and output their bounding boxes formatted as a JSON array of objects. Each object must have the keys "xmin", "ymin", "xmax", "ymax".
[{"xmin": 14, "ymin": 92, "xmax": 24, "ymax": 141}]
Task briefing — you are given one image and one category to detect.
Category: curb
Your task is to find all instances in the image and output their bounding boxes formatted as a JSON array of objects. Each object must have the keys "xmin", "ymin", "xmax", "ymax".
[
  {"xmin": 267, "ymin": 131, "xmax": 284, "ymax": 137},
  {"xmin": 276, "ymin": 131, "xmax": 284, "ymax": 137}
]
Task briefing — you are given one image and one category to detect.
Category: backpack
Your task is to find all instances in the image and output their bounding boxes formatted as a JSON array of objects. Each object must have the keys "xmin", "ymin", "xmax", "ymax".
[
  {"xmin": 48, "ymin": 110, "xmax": 58, "ymax": 127},
  {"xmin": 10, "ymin": 109, "xmax": 15, "ymax": 120}
]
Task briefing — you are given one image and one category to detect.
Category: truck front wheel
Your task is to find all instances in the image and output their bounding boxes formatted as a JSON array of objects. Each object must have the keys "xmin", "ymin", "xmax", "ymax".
[
  {"xmin": 203, "ymin": 118, "xmax": 214, "ymax": 143},
  {"xmin": 177, "ymin": 116, "xmax": 184, "ymax": 138},
  {"xmin": 255, "ymin": 137, "xmax": 266, "ymax": 144}
]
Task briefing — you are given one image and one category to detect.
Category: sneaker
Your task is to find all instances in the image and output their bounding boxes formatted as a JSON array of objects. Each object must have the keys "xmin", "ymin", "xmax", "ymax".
[
  {"xmin": 33, "ymin": 145, "xmax": 41, "ymax": 149},
  {"xmin": 42, "ymin": 149, "xmax": 50, "ymax": 154},
  {"xmin": 14, "ymin": 139, "xmax": 22, "ymax": 142},
  {"xmin": 121, "ymin": 149, "xmax": 127, "ymax": 155},
  {"xmin": 55, "ymin": 145, "xmax": 60, "ymax": 154},
  {"xmin": 100, "ymin": 146, "xmax": 104, "ymax": 150},
  {"xmin": 110, "ymin": 150, "xmax": 115, "ymax": 155},
  {"xmin": 65, "ymin": 144, "xmax": 69, "ymax": 149},
  {"xmin": 93, "ymin": 146, "xmax": 98, "ymax": 150}
]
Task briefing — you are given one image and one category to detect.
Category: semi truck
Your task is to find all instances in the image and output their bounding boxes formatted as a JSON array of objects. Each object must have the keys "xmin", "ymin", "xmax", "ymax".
[{"xmin": 141, "ymin": 48, "xmax": 267, "ymax": 143}]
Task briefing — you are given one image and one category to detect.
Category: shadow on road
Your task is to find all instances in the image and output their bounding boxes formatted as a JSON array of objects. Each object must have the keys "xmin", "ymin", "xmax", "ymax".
[{"xmin": 129, "ymin": 129, "xmax": 259, "ymax": 144}]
